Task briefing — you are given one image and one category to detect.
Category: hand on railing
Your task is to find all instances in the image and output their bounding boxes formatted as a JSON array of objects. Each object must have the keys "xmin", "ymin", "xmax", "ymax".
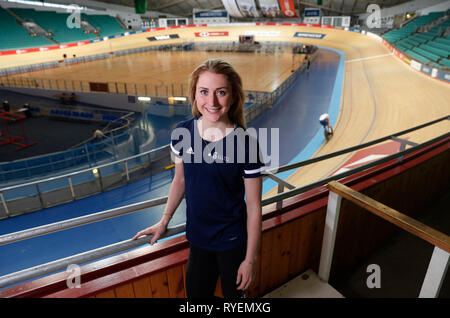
[{"xmin": 132, "ymin": 219, "xmax": 168, "ymax": 244}]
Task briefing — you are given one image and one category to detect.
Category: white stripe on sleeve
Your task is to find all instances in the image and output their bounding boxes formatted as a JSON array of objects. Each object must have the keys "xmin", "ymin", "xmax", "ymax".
[
  {"xmin": 170, "ymin": 142, "xmax": 180, "ymax": 156},
  {"xmin": 244, "ymin": 166, "xmax": 264, "ymax": 175}
]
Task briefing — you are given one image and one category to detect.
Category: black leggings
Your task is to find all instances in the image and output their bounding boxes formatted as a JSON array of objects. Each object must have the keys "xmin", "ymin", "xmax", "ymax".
[{"xmin": 185, "ymin": 243, "xmax": 246, "ymax": 298}]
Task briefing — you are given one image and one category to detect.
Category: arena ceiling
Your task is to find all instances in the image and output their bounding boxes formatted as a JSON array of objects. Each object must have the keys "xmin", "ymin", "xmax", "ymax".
[{"xmin": 91, "ymin": 0, "xmax": 415, "ymax": 17}]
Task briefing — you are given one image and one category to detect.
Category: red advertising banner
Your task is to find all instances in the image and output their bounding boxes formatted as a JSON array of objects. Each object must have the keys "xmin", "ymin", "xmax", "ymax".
[
  {"xmin": 0, "ymin": 41, "xmax": 89, "ymax": 56},
  {"xmin": 278, "ymin": 0, "xmax": 297, "ymax": 17},
  {"xmin": 194, "ymin": 31, "xmax": 229, "ymax": 37}
]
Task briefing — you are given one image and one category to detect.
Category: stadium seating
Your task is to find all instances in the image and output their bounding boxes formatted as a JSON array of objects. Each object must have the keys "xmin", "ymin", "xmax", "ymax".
[
  {"xmin": 82, "ymin": 14, "xmax": 125, "ymax": 37},
  {"xmin": 404, "ymin": 50, "xmax": 431, "ymax": 64},
  {"xmin": 383, "ymin": 12, "xmax": 446, "ymax": 43},
  {"xmin": 428, "ymin": 40, "xmax": 450, "ymax": 52},
  {"xmin": 11, "ymin": 8, "xmax": 98, "ymax": 44},
  {"xmin": 418, "ymin": 43, "xmax": 449, "ymax": 58},
  {"xmin": 440, "ymin": 58, "xmax": 450, "ymax": 67},
  {"xmin": 0, "ymin": 7, "xmax": 53, "ymax": 50},
  {"xmin": 425, "ymin": 18, "xmax": 450, "ymax": 37},
  {"xmin": 383, "ymin": 11, "xmax": 450, "ymax": 68},
  {"xmin": 0, "ymin": 6, "xmax": 125, "ymax": 50},
  {"xmin": 434, "ymin": 37, "xmax": 450, "ymax": 46},
  {"xmin": 411, "ymin": 46, "xmax": 440, "ymax": 62}
]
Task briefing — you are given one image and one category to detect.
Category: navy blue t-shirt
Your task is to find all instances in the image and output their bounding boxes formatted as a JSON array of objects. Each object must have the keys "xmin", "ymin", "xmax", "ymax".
[{"xmin": 170, "ymin": 117, "xmax": 265, "ymax": 251}]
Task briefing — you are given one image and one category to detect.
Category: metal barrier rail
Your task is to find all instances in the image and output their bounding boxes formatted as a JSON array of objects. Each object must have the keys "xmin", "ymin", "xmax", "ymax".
[
  {"xmin": 0, "ymin": 49, "xmax": 306, "ymax": 217},
  {"xmin": 262, "ymin": 115, "xmax": 450, "ymax": 206},
  {"xmin": 0, "ymin": 224, "xmax": 186, "ymax": 289},
  {"xmin": 0, "ymin": 196, "xmax": 168, "ymax": 246},
  {"xmin": 0, "ymin": 114, "xmax": 448, "ymax": 217},
  {"xmin": 0, "ymin": 100, "xmax": 272, "ymax": 217},
  {"xmin": 69, "ymin": 112, "xmax": 136, "ymax": 149},
  {"xmin": 0, "ymin": 104, "xmax": 273, "ymax": 217},
  {"xmin": 0, "ymin": 115, "xmax": 448, "ymax": 289},
  {"xmin": 0, "ymin": 142, "xmax": 170, "ymax": 215},
  {"xmin": 0, "ymin": 110, "xmax": 142, "ymax": 185}
]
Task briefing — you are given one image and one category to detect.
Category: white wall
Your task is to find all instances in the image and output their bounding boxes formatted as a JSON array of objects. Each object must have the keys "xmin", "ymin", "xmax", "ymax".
[{"xmin": 417, "ymin": 0, "xmax": 450, "ymax": 15}]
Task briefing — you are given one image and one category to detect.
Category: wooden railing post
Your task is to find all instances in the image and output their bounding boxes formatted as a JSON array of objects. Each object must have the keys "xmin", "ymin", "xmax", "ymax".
[
  {"xmin": 318, "ymin": 190, "xmax": 342, "ymax": 282},
  {"xmin": 326, "ymin": 181, "xmax": 450, "ymax": 298},
  {"xmin": 419, "ymin": 246, "xmax": 450, "ymax": 298}
]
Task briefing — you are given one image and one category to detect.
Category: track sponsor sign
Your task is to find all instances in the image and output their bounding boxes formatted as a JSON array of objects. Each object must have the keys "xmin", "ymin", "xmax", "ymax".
[
  {"xmin": 294, "ymin": 32, "xmax": 326, "ymax": 39},
  {"xmin": 147, "ymin": 34, "xmax": 180, "ymax": 41},
  {"xmin": 194, "ymin": 31, "xmax": 229, "ymax": 37}
]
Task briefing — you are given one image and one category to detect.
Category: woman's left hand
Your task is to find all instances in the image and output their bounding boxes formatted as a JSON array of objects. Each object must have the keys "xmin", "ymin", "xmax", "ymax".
[{"xmin": 236, "ymin": 259, "xmax": 255, "ymax": 291}]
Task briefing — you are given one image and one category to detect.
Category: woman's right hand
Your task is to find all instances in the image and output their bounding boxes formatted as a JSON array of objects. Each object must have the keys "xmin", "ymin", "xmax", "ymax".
[{"xmin": 132, "ymin": 220, "xmax": 167, "ymax": 244}]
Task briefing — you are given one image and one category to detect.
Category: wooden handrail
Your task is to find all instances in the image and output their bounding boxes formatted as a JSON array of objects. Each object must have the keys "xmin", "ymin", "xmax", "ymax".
[{"xmin": 327, "ymin": 181, "xmax": 450, "ymax": 253}]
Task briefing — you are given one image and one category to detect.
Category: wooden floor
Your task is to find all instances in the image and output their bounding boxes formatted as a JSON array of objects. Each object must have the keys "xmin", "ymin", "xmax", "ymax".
[{"xmin": 3, "ymin": 25, "xmax": 450, "ymax": 194}]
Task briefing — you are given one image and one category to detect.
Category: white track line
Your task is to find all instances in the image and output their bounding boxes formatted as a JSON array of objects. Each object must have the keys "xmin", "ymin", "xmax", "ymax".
[{"xmin": 346, "ymin": 53, "xmax": 394, "ymax": 63}]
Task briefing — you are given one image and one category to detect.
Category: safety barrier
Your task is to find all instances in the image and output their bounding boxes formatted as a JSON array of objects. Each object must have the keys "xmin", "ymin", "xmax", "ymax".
[
  {"xmin": 0, "ymin": 142, "xmax": 170, "ymax": 218},
  {"xmin": 0, "ymin": 22, "xmax": 447, "ymax": 298},
  {"xmin": 0, "ymin": 115, "xmax": 448, "ymax": 291},
  {"xmin": 0, "ymin": 62, "xmax": 59, "ymax": 77},
  {"xmin": 0, "ymin": 110, "xmax": 141, "ymax": 186},
  {"xmin": 0, "ymin": 43, "xmax": 311, "ymax": 217}
]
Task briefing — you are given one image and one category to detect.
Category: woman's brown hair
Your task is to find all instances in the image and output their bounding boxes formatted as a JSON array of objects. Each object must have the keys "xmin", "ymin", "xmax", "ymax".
[{"xmin": 188, "ymin": 58, "xmax": 246, "ymax": 129}]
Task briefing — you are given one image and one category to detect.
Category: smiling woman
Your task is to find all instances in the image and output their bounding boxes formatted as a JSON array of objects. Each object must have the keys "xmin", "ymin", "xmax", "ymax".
[
  {"xmin": 133, "ymin": 58, "xmax": 265, "ymax": 298},
  {"xmin": 195, "ymin": 71, "xmax": 234, "ymax": 140},
  {"xmin": 189, "ymin": 58, "xmax": 246, "ymax": 137},
  {"xmin": 1, "ymin": 20, "xmax": 448, "ymax": 299}
]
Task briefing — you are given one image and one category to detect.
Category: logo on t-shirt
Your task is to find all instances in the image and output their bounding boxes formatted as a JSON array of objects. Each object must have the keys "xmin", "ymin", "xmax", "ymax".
[
  {"xmin": 208, "ymin": 151, "xmax": 230, "ymax": 163},
  {"xmin": 171, "ymin": 124, "xmax": 280, "ymax": 172}
]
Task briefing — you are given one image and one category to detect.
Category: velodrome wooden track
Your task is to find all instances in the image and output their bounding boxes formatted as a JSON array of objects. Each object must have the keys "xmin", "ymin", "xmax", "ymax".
[
  {"xmin": 2, "ymin": 25, "xmax": 449, "ymax": 195},
  {"xmin": 6, "ymin": 50, "xmax": 303, "ymax": 92}
]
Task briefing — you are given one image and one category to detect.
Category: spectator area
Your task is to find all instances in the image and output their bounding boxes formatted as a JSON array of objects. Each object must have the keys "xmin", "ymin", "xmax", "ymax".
[
  {"xmin": 0, "ymin": 7, "xmax": 53, "ymax": 50},
  {"xmin": 0, "ymin": 6, "xmax": 127, "ymax": 49},
  {"xmin": 82, "ymin": 14, "xmax": 125, "ymax": 37},
  {"xmin": 382, "ymin": 11, "xmax": 450, "ymax": 69},
  {"xmin": 11, "ymin": 8, "xmax": 98, "ymax": 44}
]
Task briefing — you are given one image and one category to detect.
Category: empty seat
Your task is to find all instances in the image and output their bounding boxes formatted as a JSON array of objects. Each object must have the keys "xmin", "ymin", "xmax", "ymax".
[
  {"xmin": 440, "ymin": 58, "xmax": 450, "ymax": 67},
  {"xmin": 406, "ymin": 50, "xmax": 431, "ymax": 64},
  {"xmin": 412, "ymin": 47, "xmax": 440, "ymax": 62},
  {"xmin": 435, "ymin": 37, "xmax": 450, "ymax": 46},
  {"xmin": 428, "ymin": 40, "xmax": 450, "ymax": 51},
  {"xmin": 419, "ymin": 44, "xmax": 449, "ymax": 58}
]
